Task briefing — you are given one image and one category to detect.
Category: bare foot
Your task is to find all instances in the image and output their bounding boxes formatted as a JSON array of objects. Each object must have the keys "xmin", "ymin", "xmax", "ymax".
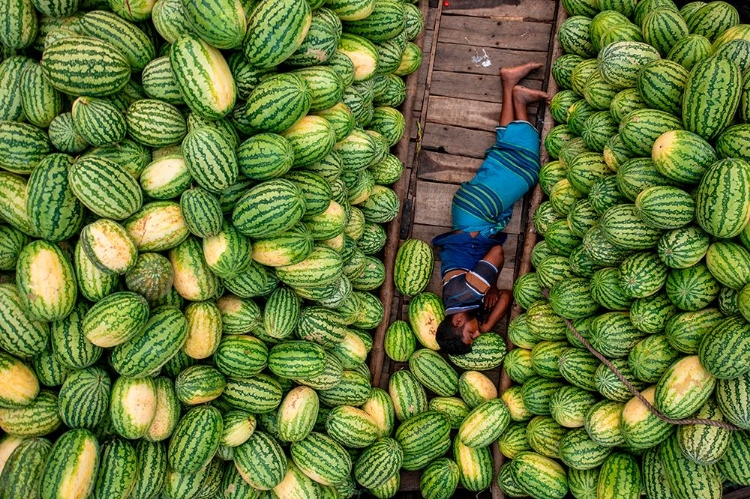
[
  {"xmin": 512, "ymin": 85, "xmax": 549, "ymax": 106},
  {"xmin": 500, "ymin": 62, "xmax": 544, "ymax": 87}
]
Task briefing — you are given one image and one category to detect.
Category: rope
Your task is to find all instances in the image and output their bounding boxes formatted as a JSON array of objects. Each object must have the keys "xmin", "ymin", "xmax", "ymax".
[{"xmin": 539, "ymin": 289, "xmax": 741, "ymax": 431}]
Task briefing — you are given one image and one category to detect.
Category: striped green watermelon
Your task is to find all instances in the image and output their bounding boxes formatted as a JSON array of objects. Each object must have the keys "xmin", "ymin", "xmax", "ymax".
[
  {"xmin": 0, "ymin": 437, "xmax": 52, "ymax": 499},
  {"xmin": 78, "ymin": 10, "xmax": 155, "ymax": 73},
  {"xmin": 558, "ymin": 16, "xmax": 595, "ymax": 57},
  {"xmin": 687, "ymin": 1, "xmax": 740, "ymax": 42},
  {"xmin": 232, "ymin": 179, "xmax": 306, "ymax": 238},
  {"xmin": 182, "ymin": 126, "xmax": 239, "ymax": 193},
  {"xmin": 38, "ymin": 429, "xmax": 100, "ymax": 499},
  {"xmin": 585, "ymin": 400, "xmax": 626, "ymax": 447},
  {"xmin": 628, "ymin": 334, "xmax": 680, "ymax": 383},
  {"xmin": 180, "ymin": 187, "xmax": 224, "ymax": 238},
  {"xmin": 510, "ymin": 451, "xmax": 568, "ymax": 499},
  {"xmin": 20, "ymin": 61, "xmax": 63, "ymax": 129},
  {"xmin": 695, "ymin": 158, "xmax": 750, "ymax": 238},
  {"xmin": 683, "ymin": 55, "xmax": 742, "ymax": 141},
  {"xmin": 596, "ymin": 452, "xmax": 642, "ymax": 499},
  {"xmin": 656, "ymin": 355, "xmax": 716, "ymax": 419},
  {"xmin": 388, "ymin": 369, "xmax": 428, "ymax": 422},
  {"xmin": 396, "ymin": 410, "xmax": 451, "ymax": 470},
  {"xmin": 637, "ymin": 59, "xmax": 689, "ymax": 116},
  {"xmin": 0, "ymin": 389, "xmax": 61, "ymax": 437},
  {"xmin": 181, "ymin": 0, "xmax": 245, "ymax": 49},
  {"xmin": 715, "ymin": 370, "xmax": 750, "ymax": 430},
  {"xmin": 718, "ymin": 429, "xmax": 750, "ymax": 484},
  {"xmin": 599, "ymin": 204, "xmax": 663, "ymax": 251},
  {"xmin": 551, "ymin": 53, "xmax": 584, "ymax": 90},
  {"xmin": 716, "ymin": 124, "xmax": 750, "ymax": 162},
  {"xmin": 170, "ymin": 34, "xmax": 236, "ymax": 120},
  {"xmin": 141, "ymin": 56, "xmax": 184, "ymax": 105},
  {"xmin": 459, "ymin": 370, "xmax": 498, "ymax": 409},
  {"xmin": 394, "ymin": 239, "xmax": 433, "ymax": 296},
  {"xmin": 234, "ymin": 431, "xmax": 287, "ymax": 490},
  {"xmin": 325, "ymin": 405, "xmax": 379, "ymax": 449},
  {"xmin": 110, "ymin": 306, "xmax": 188, "ymax": 377},
  {"xmin": 174, "ymin": 365, "xmax": 226, "ymax": 406},
  {"xmin": 58, "ymin": 366, "xmax": 111, "ymax": 430},
  {"xmin": 558, "ymin": 348, "xmax": 600, "ymax": 392},
  {"xmin": 642, "ymin": 8, "xmax": 689, "ymax": 55},
  {"xmin": 41, "ymin": 36, "xmax": 130, "ymax": 96},
  {"xmin": 698, "ymin": 315, "xmax": 750, "ymax": 380},
  {"xmin": 677, "ymin": 397, "xmax": 732, "ymax": 466},
  {"xmin": 291, "ymin": 431, "xmax": 352, "ymax": 486},
  {"xmin": 453, "ymin": 438, "xmax": 492, "ymax": 492},
  {"xmin": 243, "ymin": 0, "xmax": 312, "ymax": 68},
  {"xmin": 429, "ymin": 396, "xmax": 471, "ymax": 429},
  {"xmin": 222, "ymin": 374, "xmax": 283, "ymax": 414},
  {"xmin": 419, "ymin": 458, "xmax": 459, "ymax": 499},
  {"xmin": 660, "ymin": 433, "xmax": 721, "ymax": 499},
  {"xmin": 598, "ymin": 41, "xmax": 661, "ymax": 89},
  {"xmin": 91, "ymin": 438, "xmax": 138, "ymax": 499},
  {"xmin": 559, "ymin": 427, "xmax": 611, "ymax": 471},
  {"xmin": 126, "ymin": 99, "xmax": 187, "ymax": 148},
  {"xmin": 354, "ymin": 438, "xmax": 403, "ymax": 490}
]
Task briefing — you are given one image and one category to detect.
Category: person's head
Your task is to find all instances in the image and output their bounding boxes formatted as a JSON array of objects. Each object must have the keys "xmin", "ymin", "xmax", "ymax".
[{"xmin": 435, "ymin": 311, "xmax": 481, "ymax": 354}]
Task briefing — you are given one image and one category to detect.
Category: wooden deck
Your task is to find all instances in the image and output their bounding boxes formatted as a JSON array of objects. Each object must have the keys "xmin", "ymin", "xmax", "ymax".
[{"xmin": 370, "ymin": 0, "xmax": 562, "ymax": 497}]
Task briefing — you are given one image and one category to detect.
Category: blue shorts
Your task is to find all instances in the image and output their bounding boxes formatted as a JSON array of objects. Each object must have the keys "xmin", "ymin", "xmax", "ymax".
[{"xmin": 432, "ymin": 230, "xmax": 507, "ymax": 277}]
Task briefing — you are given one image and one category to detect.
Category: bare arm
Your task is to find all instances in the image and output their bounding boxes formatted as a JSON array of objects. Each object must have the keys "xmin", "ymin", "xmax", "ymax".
[{"xmin": 480, "ymin": 289, "xmax": 512, "ymax": 333}]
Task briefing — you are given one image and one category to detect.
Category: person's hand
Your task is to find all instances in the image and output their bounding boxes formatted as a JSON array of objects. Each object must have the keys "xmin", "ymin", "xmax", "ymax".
[{"xmin": 484, "ymin": 287, "xmax": 500, "ymax": 310}]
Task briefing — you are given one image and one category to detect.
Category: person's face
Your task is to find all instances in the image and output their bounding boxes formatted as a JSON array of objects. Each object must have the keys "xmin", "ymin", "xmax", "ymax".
[{"xmin": 460, "ymin": 317, "xmax": 481, "ymax": 346}]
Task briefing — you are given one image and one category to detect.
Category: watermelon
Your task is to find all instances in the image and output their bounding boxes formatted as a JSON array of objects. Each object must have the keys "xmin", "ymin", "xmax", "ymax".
[
  {"xmin": 695, "ymin": 158, "xmax": 750, "ymax": 238},
  {"xmin": 683, "ymin": 56, "xmax": 742, "ymax": 141}
]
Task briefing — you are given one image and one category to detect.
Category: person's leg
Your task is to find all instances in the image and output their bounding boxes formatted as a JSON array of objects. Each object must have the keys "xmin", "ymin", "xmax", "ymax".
[
  {"xmin": 498, "ymin": 62, "xmax": 544, "ymax": 126},
  {"xmin": 512, "ymin": 85, "xmax": 550, "ymax": 122}
]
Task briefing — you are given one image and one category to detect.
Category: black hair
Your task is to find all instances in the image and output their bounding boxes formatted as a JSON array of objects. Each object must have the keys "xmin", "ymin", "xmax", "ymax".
[{"xmin": 435, "ymin": 315, "xmax": 473, "ymax": 355}]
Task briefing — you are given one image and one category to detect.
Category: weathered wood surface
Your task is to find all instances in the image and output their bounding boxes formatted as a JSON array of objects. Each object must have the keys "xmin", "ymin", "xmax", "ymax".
[
  {"xmin": 430, "ymin": 71, "xmax": 542, "ymax": 102},
  {"xmin": 433, "ymin": 42, "xmax": 548, "ymax": 76},
  {"xmin": 426, "ymin": 95, "xmax": 539, "ymax": 131},
  {"xmin": 442, "ymin": 0, "xmax": 557, "ymax": 22},
  {"xmin": 439, "ymin": 15, "xmax": 553, "ymax": 51}
]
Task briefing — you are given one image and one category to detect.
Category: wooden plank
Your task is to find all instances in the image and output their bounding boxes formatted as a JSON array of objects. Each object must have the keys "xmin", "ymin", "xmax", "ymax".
[
  {"xmin": 430, "ymin": 71, "xmax": 542, "ymax": 103},
  {"xmin": 421, "ymin": 123, "xmax": 497, "ymax": 159},
  {"xmin": 725, "ymin": 488, "xmax": 750, "ymax": 499},
  {"xmin": 427, "ymin": 95, "xmax": 502, "ymax": 131},
  {"xmin": 414, "ymin": 30, "xmax": 434, "ymax": 113},
  {"xmin": 442, "ymin": 0, "xmax": 556, "ymax": 22},
  {"xmin": 433, "ymin": 42, "xmax": 547, "ymax": 76},
  {"xmin": 426, "ymin": 95, "xmax": 538, "ymax": 131},
  {"xmin": 438, "ymin": 16, "xmax": 552, "ymax": 52},
  {"xmin": 418, "ymin": 151, "xmax": 484, "ymax": 184},
  {"xmin": 412, "ymin": 180, "xmax": 524, "ymax": 234}
]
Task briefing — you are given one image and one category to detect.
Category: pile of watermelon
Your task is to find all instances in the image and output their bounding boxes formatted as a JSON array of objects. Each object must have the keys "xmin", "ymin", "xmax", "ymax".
[
  {"xmin": 501, "ymin": 0, "xmax": 750, "ymax": 497},
  {"xmin": 0, "ymin": 0, "xmax": 431, "ymax": 497}
]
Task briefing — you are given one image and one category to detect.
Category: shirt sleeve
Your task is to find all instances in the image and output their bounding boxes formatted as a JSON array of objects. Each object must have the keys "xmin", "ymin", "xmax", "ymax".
[{"xmin": 464, "ymin": 260, "xmax": 498, "ymax": 294}]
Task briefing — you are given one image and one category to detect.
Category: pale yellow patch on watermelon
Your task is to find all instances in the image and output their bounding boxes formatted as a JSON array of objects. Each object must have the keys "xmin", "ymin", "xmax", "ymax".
[
  {"xmin": 0, "ymin": 436, "xmax": 25, "ymax": 475},
  {"xmin": 318, "ymin": 231, "xmax": 346, "ymax": 253},
  {"xmin": 86, "ymin": 221, "xmax": 137, "ymax": 274},
  {"xmin": 26, "ymin": 248, "xmax": 67, "ymax": 307},
  {"xmin": 205, "ymin": 44, "xmax": 237, "ymax": 116},
  {"xmin": 464, "ymin": 371, "xmax": 498, "ymax": 402},
  {"xmin": 140, "ymin": 155, "xmax": 188, "ymax": 193},
  {"xmin": 183, "ymin": 304, "xmax": 221, "ymax": 360},
  {"xmin": 59, "ymin": 438, "xmax": 98, "ymax": 499},
  {"xmin": 0, "ymin": 361, "xmax": 39, "ymax": 407},
  {"xmin": 202, "ymin": 232, "xmax": 229, "ymax": 268},
  {"xmin": 621, "ymin": 385, "xmax": 657, "ymax": 424},
  {"xmin": 127, "ymin": 203, "xmax": 188, "ymax": 251},
  {"xmin": 123, "ymin": 382, "xmax": 158, "ymax": 433}
]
